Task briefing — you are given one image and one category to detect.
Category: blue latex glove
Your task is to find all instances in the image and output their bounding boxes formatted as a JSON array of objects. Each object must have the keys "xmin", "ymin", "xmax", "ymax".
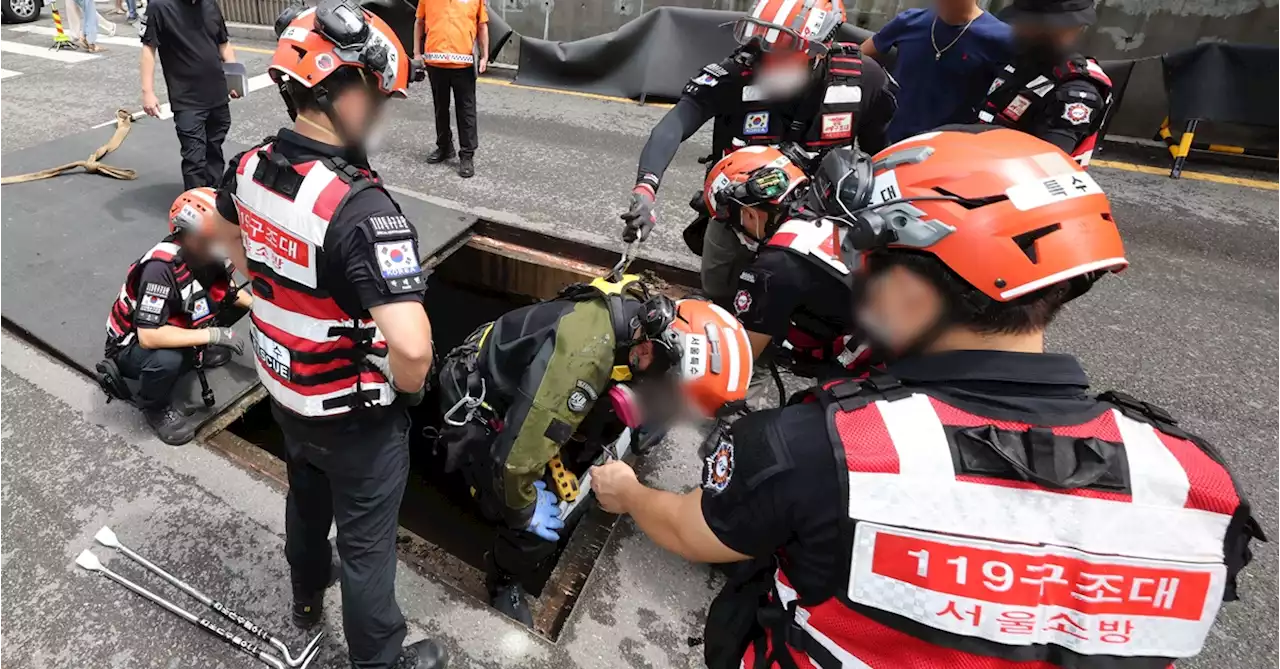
[{"xmin": 526, "ymin": 481, "xmax": 565, "ymax": 542}]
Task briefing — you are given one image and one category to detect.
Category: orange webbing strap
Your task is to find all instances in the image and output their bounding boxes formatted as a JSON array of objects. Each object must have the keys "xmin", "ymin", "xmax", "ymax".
[{"xmin": 1, "ymin": 109, "xmax": 138, "ymax": 185}]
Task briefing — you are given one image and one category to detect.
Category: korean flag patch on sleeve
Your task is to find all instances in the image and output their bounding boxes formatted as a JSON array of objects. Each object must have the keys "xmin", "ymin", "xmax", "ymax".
[{"xmin": 375, "ymin": 240, "xmax": 425, "ymax": 294}]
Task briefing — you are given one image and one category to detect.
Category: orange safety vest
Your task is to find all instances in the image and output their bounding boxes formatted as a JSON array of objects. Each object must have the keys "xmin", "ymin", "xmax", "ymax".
[{"xmin": 416, "ymin": 0, "xmax": 488, "ymax": 67}]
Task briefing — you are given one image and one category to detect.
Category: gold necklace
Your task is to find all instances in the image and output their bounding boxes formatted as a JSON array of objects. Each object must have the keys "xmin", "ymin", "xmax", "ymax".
[{"xmin": 931, "ymin": 13, "xmax": 977, "ymax": 61}]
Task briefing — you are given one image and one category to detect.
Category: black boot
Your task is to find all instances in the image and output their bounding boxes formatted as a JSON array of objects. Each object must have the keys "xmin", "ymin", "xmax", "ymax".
[
  {"xmin": 457, "ymin": 156, "xmax": 474, "ymax": 179},
  {"xmin": 427, "ymin": 147, "xmax": 455, "ymax": 164},
  {"xmin": 394, "ymin": 638, "xmax": 448, "ymax": 668},
  {"xmin": 292, "ymin": 550, "xmax": 341, "ymax": 629},
  {"xmin": 488, "ymin": 577, "xmax": 533, "ymax": 627},
  {"xmin": 203, "ymin": 347, "xmax": 233, "ymax": 369},
  {"xmin": 144, "ymin": 406, "xmax": 196, "ymax": 446}
]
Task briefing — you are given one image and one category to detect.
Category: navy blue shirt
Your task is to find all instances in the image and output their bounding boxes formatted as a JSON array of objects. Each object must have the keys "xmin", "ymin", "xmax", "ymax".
[{"xmin": 873, "ymin": 8, "xmax": 1012, "ymax": 141}]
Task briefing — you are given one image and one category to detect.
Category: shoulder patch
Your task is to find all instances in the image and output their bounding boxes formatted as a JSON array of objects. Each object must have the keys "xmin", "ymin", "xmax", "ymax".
[
  {"xmin": 373, "ymin": 239, "xmax": 425, "ymax": 294},
  {"xmin": 366, "ymin": 215, "xmax": 413, "ymax": 238},
  {"xmin": 704, "ymin": 62, "xmax": 729, "ymax": 78},
  {"xmin": 1061, "ymin": 101, "xmax": 1093, "ymax": 126},
  {"xmin": 702, "ymin": 432, "xmax": 735, "ymax": 495},
  {"xmin": 567, "ymin": 379, "xmax": 598, "ymax": 413}
]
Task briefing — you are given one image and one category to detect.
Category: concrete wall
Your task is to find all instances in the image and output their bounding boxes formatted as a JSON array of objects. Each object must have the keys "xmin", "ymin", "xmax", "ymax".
[{"xmin": 494, "ymin": 0, "xmax": 1278, "ymax": 141}]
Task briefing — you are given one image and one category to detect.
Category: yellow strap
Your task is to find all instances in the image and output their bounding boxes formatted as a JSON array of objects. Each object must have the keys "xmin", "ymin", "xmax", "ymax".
[
  {"xmin": 547, "ymin": 455, "xmax": 580, "ymax": 502},
  {"xmin": 611, "ymin": 365, "xmax": 633, "ymax": 381}
]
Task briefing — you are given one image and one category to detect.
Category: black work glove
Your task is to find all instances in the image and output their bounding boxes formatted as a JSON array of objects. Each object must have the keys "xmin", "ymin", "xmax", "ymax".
[
  {"xmin": 206, "ymin": 327, "xmax": 244, "ymax": 356},
  {"xmin": 621, "ymin": 185, "xmax": 658, "ymax": 243}
]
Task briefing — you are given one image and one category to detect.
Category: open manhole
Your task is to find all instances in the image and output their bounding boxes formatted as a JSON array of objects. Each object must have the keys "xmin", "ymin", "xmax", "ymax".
[{"xmin": 199, "ymin": 221, "xmax": 697, "ymax": 640}]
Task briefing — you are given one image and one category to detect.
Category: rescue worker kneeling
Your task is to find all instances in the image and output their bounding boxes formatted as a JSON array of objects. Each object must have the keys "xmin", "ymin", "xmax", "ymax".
[
  {"xmin": 98, "ymin": 188, "xmax": 251, "ymax": 446},
  {"xmin": 590, "ymin": 127, "xmax": 1264, "ymax": 669},
  {"xmin": 435, "ymin": 278, "xmax": 753, "ymax": 626}
]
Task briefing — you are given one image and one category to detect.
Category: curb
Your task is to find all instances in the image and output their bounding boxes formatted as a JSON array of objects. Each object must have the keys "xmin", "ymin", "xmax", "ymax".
[{"xmin": 226, "ymin": 21, "xmax": 276, "ymax": 43}]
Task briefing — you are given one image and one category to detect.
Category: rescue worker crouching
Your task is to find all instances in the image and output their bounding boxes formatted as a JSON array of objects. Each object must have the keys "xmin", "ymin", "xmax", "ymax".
[
  {"xmin": 620, "ymin": 0, "xmax": 899, "ymax": 310},
  {"xmin": 435, "ymin": 277, "xmax": 753, "ymax": 626},
  {"xmin": 98, "ymin": 187, "xmax": 252, "ymax": 446},
  {"xmin": 979, "ymin": 0, "xmax": 1113, "ymax": 166},
  {"xmin": 591, "ymin": 128, "xmax": 1264, "ymax": 669},
  {"xmin": 713, "ymin": 145, "xmax": 878, "ymax": 381},
  {"xmin": 211, "ymin": 1, "xmax": 445, "ymax": 666}
]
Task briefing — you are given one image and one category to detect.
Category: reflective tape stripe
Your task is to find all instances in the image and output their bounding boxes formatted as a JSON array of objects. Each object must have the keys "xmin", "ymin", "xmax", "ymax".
[
  {"xmin": 251, "ymin": 296, "xmax": 384, "ymax": 346},
  {"xmin": 875, "ymin": 394, "xmax": 954, "ymax": 482},
  {"xmin": 774, "ymin": 573, "xmax": 875, "ymax": 668},
  {"xmin": 424, "ymin": 52, "xmax": 474, "ymax": 64},
  {"xmin": 254, "ymin": 353, "xmax": 394, "ymax": 417}
]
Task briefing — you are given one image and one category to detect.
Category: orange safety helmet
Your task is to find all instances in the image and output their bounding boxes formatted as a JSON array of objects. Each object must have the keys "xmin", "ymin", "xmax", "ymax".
[
  {"xmin": 270, "ymin": 1, "xmax": 409, "ymax": 99},
  {"xmin": 704, "ymin": 146, "xmax": 809, "ymax": 243},
  {"xmin": 852, "ymin": 127, "xmax": 1127, "ymax": 301},
  {"xmin": 661, "ymin": 300, "xmax": 753, "ymax": 417},
  {"xmin": 732, "ymin": 0, "xmax": 846, "ymax": 55},
  {"xmin": 168, "ymin": 187, "xmax": 219, "ymax": 236}
]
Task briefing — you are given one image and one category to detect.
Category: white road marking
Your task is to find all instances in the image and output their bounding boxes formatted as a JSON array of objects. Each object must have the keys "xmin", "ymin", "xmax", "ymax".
[
  {"xmin": 0, "ymin": 39, "xmax": 101, "ymax": 63},
  {"xmin": 1, "ymin": 68, "xmax": 21, "ymax": 79},
  {"xmin": 9, "ymin": 24, "xmax": 142, "ymax": 48},
  {"xmin": 90, "ymin": 72, "xmax": 275, "ymax": 127}
]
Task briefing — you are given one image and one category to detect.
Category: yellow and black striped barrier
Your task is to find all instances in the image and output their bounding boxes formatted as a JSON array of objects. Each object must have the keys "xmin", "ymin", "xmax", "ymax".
[{"xmin": 1158, "ymin": 116, "xmax": 1276, "ymax": 178}]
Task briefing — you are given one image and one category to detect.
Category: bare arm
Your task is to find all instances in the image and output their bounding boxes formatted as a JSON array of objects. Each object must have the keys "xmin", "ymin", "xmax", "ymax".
[
  {"xmin": 233, "ymin": 288, "xmax": 253, "ymax": 309},
  {"xmin": 413, "ymin": 16, "xmax": 424, "ymax": 59},
  {"xmin": 590, "ymin": 462, "xmax": 751, "ymax": 563},
  {"xmin": 369, "ymin": 301, "xmax": 433, "ymax": 392},
  {"xmin": 859, "ymin": 36, "xmax": 881, "ymax": 61},
  {"xmin": 137, "ymin": 325, "xmax": 215, "ymax": 350},
  {"xmin": 477, "ymin": 23, "xmax": 489, "ymax": 72},
  {"xmin": 141, "ymin": 46, "xmax": 162, "ymax": 117},
  {"xmin": 219, "ymin": 41, "xmax": 236, "ymax": 63}
]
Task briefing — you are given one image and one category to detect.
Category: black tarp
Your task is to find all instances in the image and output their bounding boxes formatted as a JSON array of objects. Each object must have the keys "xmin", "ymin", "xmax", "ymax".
[
  {"xmin": 0, "ymin": 120, "xmax": 477, "ymax": 432},
  {"xmin": 1162, "ymin": 42, "xmax": 1279, "ymax": 128},
  {"xmin": 514, "ymin": 6, "xmax": 872, "ymax": 101}
]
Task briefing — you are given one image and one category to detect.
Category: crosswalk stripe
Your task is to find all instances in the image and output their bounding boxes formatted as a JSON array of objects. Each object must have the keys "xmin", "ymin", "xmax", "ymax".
[
  {"xmin": 1, "ymin": 68, "xmax": 21, "ymax": 79},
  {"xmin": 0, "ymin": 39, "xmax": 102, "ymax": 62},
  {"xmin": 9, "ymin": 24, "xmax": 143, "ymax": 48},
  {"xmin": 90, "ymin": 72, "xmax": 276, "ymax": 126}
]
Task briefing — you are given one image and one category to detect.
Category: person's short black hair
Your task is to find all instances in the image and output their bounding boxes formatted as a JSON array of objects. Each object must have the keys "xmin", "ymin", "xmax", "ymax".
[
  {"xmin": 866, "ymin": 251, "xmax": 1072, "ymax": 335},
  {"xmin": 286, "ymin": 67, "xmax": 373, "ymax": 114}
]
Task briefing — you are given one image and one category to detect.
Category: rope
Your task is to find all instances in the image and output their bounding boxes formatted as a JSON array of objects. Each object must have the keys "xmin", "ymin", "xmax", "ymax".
[{"xmin": 1, "ymin": 109, "xmax": 138, "ymax": 185}]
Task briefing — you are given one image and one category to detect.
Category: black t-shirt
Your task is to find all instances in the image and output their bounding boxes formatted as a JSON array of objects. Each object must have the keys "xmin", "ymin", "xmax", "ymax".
[
  {"xmin": 140, "ymin": 0, "xmax": 229, "ymax": 111},
  {"xmin": 217, "ymin": 129, "xmax": 427, "ymax": 318},
  {"xmin": 700, "ymin": 350, "xmax": 1105, "ymax": 599},
  {"xmin": 132, "ymin": 257, "xmax": 223, "ymax": 328}
]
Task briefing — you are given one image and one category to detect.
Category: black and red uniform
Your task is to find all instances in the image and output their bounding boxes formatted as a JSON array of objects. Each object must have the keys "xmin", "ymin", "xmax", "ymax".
[
  {"xmin": 978, "ymin": 55, "xmax": 1113, "ymax": 167},
  {"xmin": 733, "ymin": 210, "xmax": 870, "ymax": 378},
  {"xmin": 216, "ymin": 128, "xmax": 427, "ymax": 668},
  {"xmin": 104, "ymin": 240, "xmax": 234, "ymax": 409},
  {"xmin": 699, "ymin": 351, "xmax": 1262, "ymax": 669}
]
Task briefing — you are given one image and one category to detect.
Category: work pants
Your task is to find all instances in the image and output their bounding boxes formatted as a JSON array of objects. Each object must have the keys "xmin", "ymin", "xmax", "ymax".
[
  {"xmin": 114, "ymin": 342, "xmax": 193, "ymax": 410},
  {"xmin": 489, "ymin": 523, "xmax": 558, "ymax": 587},
  {"xmin": 700, "ymin": 217, "xmax": 756, "ymax": 310},
  {"xmin": 278, "ymin": 405, "xmax": 411, "ymax": 669},
  {"xmin": 173, "ymin": 103, "xmax": 231, "ymax": 190},
  {"xmin": 426, "ymin": 64, "xmax": 479, "ymax": 158}
]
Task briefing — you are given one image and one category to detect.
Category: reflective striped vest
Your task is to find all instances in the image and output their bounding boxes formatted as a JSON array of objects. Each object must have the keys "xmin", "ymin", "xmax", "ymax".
[
  {"xmin": 746, "ymin": 377, "xmax": 1254, "ymax": 669},
  {"xmin": 105, "ymin": 241, "xmax": 231, "ymax": 354},
  {"xmin": 233, "ymin": 143, "xmax": 393, "ymax": 418},
  {"xmin": 714, "ymin": 43, "xmax": 865, "ymax": 158},
  {"xmin": 979, "ymin": 57, "xmax": 1113, "ymax": 167}
]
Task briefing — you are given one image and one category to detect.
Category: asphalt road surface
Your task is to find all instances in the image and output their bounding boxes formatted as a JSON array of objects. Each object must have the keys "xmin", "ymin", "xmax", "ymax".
[{"xmin": 2, "ymin": 14, "xmax": 1276, "ymax": 669}]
